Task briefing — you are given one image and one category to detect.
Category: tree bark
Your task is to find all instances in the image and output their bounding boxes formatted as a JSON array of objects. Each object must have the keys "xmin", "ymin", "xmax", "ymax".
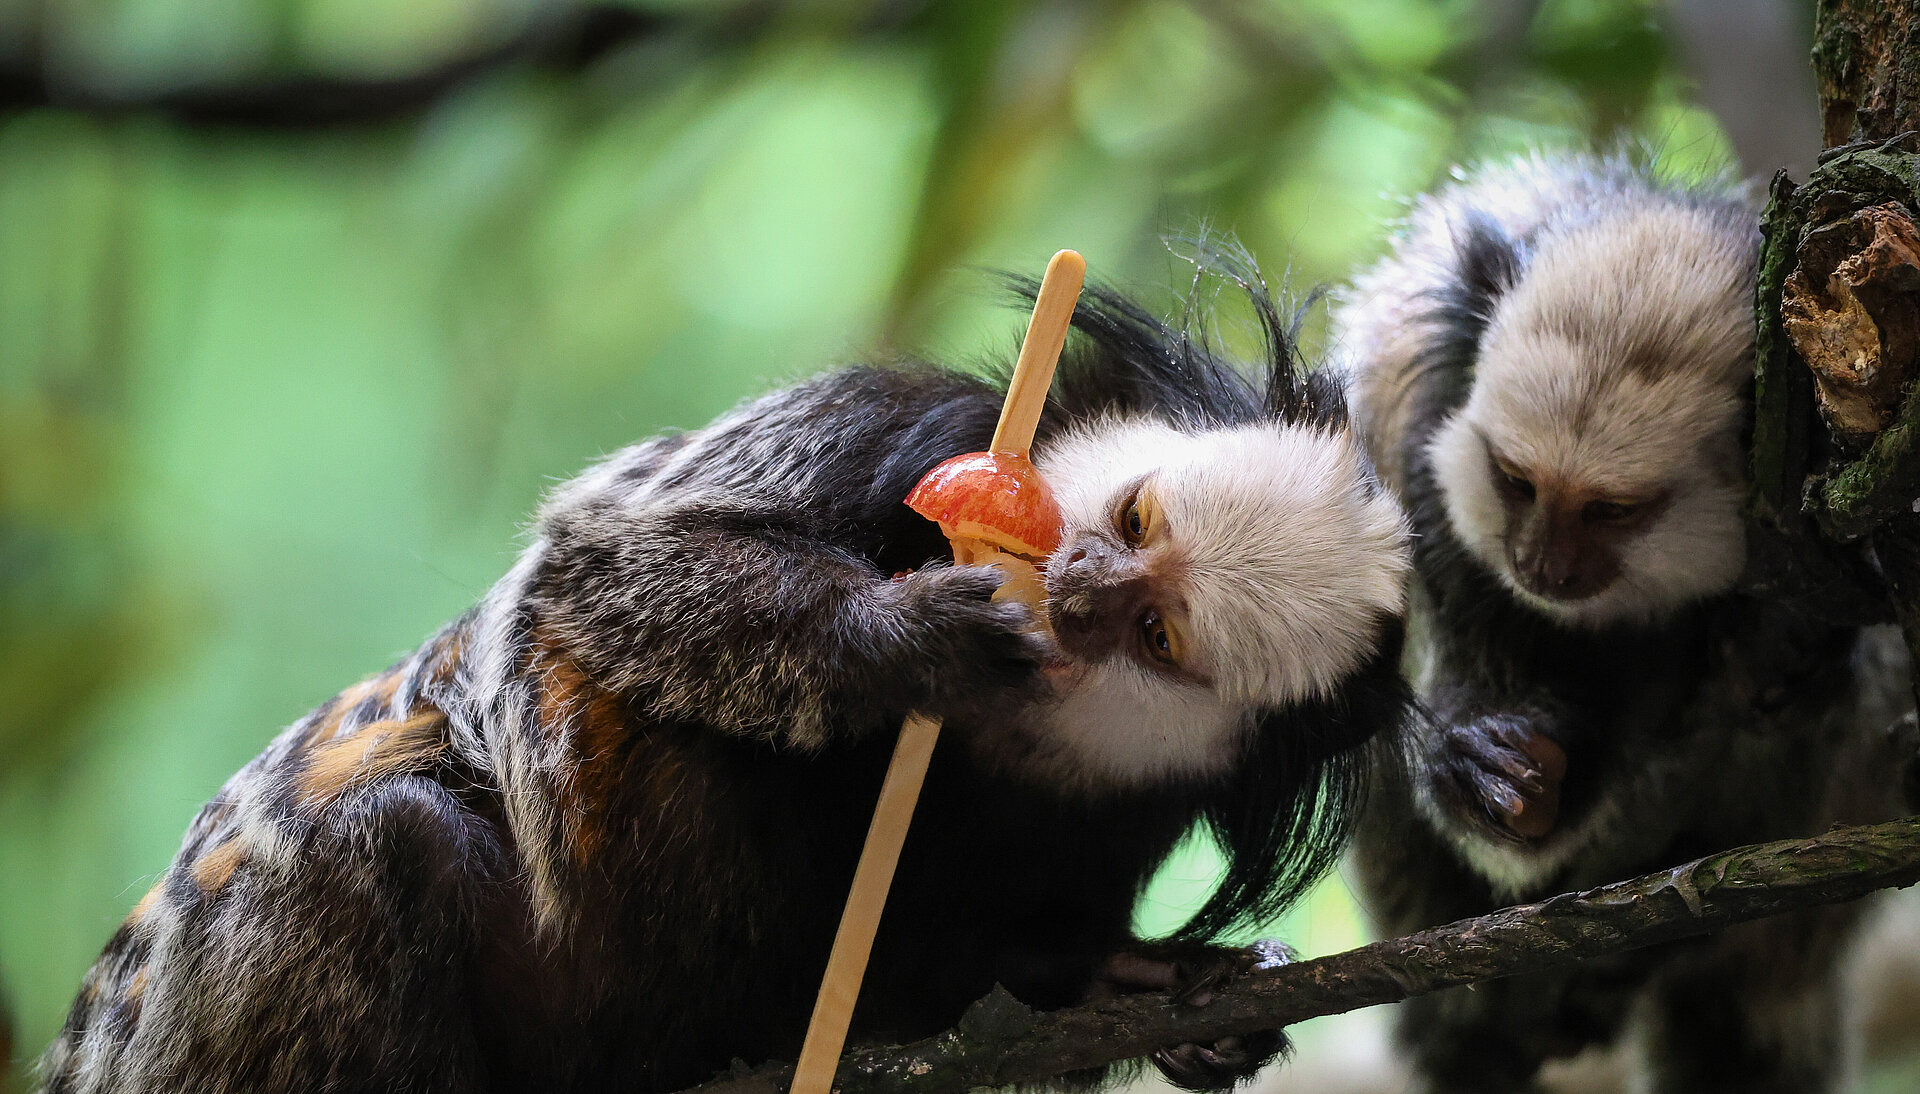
[
  {"xmin": 678, "ymin": 818, "xmax": 1920, "ymax": 1094},
  {"xmin": 1812, "ymin": 0, "xmax": 1920, "ymax": 148},
  {"xmin": 1759, "ymin": 0, "xmax": 1920, "ymax": 711}
]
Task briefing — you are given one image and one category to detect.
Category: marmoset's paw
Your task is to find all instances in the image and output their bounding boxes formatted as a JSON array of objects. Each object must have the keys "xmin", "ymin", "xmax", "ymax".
[
  {"xmin": 1090, "ymin": 943, "xmax": 1290, "ymax": 1091},
  {"xmin": 1151, "ymin": 1032, "xmax": 1287, "ymax": 1092},
  {"xmin": 1432, "ymin": 713, "xmax": 1567, "ymax": 842},
  {"xmin": 884, "ymin": 564, "xmax": 1056, "ymax": 718}
]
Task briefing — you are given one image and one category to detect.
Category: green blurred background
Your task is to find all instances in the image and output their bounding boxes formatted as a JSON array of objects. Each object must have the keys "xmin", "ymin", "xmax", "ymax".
[{"xmin": 7, "ymin": 0, "xmax": 1910, "ymax": 1090}]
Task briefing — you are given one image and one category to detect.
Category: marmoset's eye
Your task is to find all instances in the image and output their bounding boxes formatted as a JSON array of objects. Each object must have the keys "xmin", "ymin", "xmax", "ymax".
[
  {"xmin": 1583, "ymin": 499, "xmax": 1639, "ymax": 523},
  {"xmin": 1116, "ymin": 486, "xmax": 1161, "ymax": 546},
  {"xmin": 1141, "ymin": 611, "xmax": 1177, "ymax": 665},
  {"xmin": 1495, "ymin": 461, "xmax": 1535, "ymax": 503}
]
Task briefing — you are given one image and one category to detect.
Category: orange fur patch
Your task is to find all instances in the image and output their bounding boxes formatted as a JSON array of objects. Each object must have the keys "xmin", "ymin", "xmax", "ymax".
[
  {"xmin": 421, "ymin": 629, "xmax": 465, "ymax": 690},
  {"xmin": 127, "ymin": 884, "xmax": 162, "ymax": 925},
  {"xmin": 294, "ymin": 670, "xmax": 402, "ymax": 753},
  {"xmin": 297, "ymin": 707, "xmax": 448, "ymax": 810},
  {"xmin": 341, "ymin": 672, "xmax": 404, "ymax": 731},
  {"xmin": 125, "ymin": 966, "xmax": 151, "ymax": 1002},
  {"xmin": 190, "ymin": 840, "xmax": 246, "ymax": 893},
  {"xmin": 530, "ymin": 637, "xmax": 632, "ymax": 865}
]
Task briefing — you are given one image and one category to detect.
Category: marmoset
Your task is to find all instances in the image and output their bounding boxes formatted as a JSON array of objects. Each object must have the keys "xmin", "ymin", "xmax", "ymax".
[
  {"xmin": 40, "ymin": 279, "xmax": 1413, "ymax": 1094},
  {"xmin": 1334, "ymin": 152, "xmax": 1914, "ymax": 1093}
]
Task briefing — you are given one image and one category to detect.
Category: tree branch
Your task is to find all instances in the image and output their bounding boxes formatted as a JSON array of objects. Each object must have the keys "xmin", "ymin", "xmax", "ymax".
[
  {"xmin": 682, "ymin": 817, "xmax": 1920, "ymax": 1094},
  {"xmin": 0, "ymin": 4, "xmax": 694, "ymax": 128}
]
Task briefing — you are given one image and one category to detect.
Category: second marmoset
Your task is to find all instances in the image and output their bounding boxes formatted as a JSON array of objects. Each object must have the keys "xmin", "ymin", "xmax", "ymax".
[
  {"xmin": 1335, "ymin": 152, "xmax": 1914, "ymax": 1094},
  {"xmin": 41, "ymin": 281, "xmax": 1413, "ymax": 1094}
]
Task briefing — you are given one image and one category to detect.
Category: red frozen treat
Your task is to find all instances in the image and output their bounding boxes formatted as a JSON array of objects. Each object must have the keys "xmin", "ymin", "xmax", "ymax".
[{"xmin": 904, "ymin": 449, "xmax": 1063, "ymax": 562}]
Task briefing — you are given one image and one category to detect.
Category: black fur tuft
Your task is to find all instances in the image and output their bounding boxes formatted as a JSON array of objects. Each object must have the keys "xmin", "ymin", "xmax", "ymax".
[
  {"xmin": 1004, "ymin": 243, "xmax": 1345, "ymax": 439},
  {"xmin": 1176, "ymin": 630, "xmax": 1410, "ymax": 943}
]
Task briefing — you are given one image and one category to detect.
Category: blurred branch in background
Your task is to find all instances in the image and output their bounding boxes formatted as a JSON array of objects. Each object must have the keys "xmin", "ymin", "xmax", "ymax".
[
  {"xmin": 0, "ymin": 5, "xmax": 676, "ymax": 125},
  {"xmin": 0, "ymin": 0, "xmax": 1754, "ymax": 334}
]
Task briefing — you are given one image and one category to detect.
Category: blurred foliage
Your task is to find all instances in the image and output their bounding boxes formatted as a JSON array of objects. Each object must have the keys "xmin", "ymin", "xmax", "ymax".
[{"xmin": 0, "ymin": 0, "xmax": 1762, "ymax": 1088}]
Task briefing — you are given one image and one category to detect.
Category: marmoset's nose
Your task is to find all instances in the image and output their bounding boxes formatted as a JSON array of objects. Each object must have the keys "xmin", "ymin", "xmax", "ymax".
[{"xmin": 1047, "ymin": 537, "xmax": 1151, "ymax": 662}]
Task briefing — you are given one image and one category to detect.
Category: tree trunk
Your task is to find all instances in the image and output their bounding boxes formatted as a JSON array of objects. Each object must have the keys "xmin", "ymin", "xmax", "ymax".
[
  {"xmin": 1757, "ymin": 0, "xmax": 1920, "ymax": 709},
  {"xmin": 1813, "ymin": 0, "xmax": 1920, "ymax": 148}
]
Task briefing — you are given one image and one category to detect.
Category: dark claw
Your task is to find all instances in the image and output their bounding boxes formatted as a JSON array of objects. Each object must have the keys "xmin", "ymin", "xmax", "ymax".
[
  {"xmin": 885, "ymin": 564, "xmax": 1057, "ymax": 721},
  {"xmin": 1151, "ymin": 1029, "xmax": 1289, "ymax": 1091}
]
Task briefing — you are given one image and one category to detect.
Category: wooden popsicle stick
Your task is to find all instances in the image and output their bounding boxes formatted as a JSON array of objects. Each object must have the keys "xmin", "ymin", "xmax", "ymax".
[
  {"xmin": 787, "ymin": 713, "xmax": 940, "ymax": 1094},
  {"xmin": 991, "ymin": 249, "xmax": 1086, "ymax": 457},
  {"xmin": 789, "ymin": 250, "xmax": 1085, "ymax": 1094}
]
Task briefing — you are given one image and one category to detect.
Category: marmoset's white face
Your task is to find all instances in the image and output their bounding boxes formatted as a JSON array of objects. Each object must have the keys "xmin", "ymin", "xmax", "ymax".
[
  {"xmin": 1026, "ymin": 417, "xmax": 1409, "ymax": 786},
  {"xmin": 1426, "ymin": 204, "xmax": 1755, "ymax": 628}
]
